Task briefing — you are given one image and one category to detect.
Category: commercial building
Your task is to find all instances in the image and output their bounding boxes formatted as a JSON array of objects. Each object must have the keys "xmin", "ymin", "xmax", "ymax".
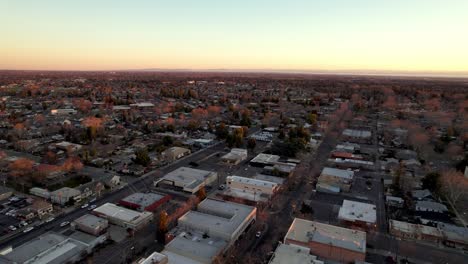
[
  {"xmin": 92, "ymin": 203, "xmax": 153, "ymax": 230},
  {"xmin": 0, "ymin": 232, "xmax": 89, "ymax": 264},
  {"xmin": 268, "ymin": 243, "xmax": 324, "ymax": 264},
  {"xmin": 178, "ymin": 198, "xmax": 256, "ymax": 243},
  {"xmin": 220, "ymin": 148, "xmax": 248, "ymax": 165},
  {"xmin": 163, "ymin": 232, "xmax": 227, "ymax": 264},
  {"xmin": 317, "ymin": 167, "xmax": 354, "ymax": 192},
  {"xmin": 338, "ymin": 200, "xmax": 377, "ymax": 229},
  {"xmin": 137, "ymin": 252, "xmax": 169, "ymax": 264},
  {"xmin": 224, "ymin": 175, "xmax": 279, "ymax": 202},
  {"xmin": 389, "ymin": 220, "xmax": 442, "ymax": 243},
  {"xmin": 72, "ymin": 214, "xmax": 109, "ymax": 236},
  {"xmin": 50, "ymin": 187, "xmax": 82, "ymax": 205},
  {"xmin": 250, "ymin": 153, "xmax": 280, "ymax": 167},
  {"xmin": 29, "ymin": 187, "xmax": 51, "ymax": 199},
  {"xmin": 164, "ymin": 199, "xmax": 256, "ymax": 263},
  {"xmin": 161, "ymin": 147, "xmax": 191, "ymax": 162},
  {"xmin": 156, "ymin": 167, "xmax": 217, "ymax": 194},
  {"xmin": 119, "ymin": 192, "xmax": 171, "ymax": 212},
  {"xmin": 284, "ymin": 218, "xmax": 366, "ymax": 263}
]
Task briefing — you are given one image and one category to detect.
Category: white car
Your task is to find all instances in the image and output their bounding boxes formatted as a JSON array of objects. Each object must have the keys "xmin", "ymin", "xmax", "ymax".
[
  {"xmin": 45, "ymin": 217, "xmax": 55, "ymax": 223},
  {"xmin": 81, "ymin": 203, "xmax": 89, "ymax": 209},
  {"xmin": 60, "ymin": 221, "xmax": 70, "ymax": 227},
  {"xmin": 8, "ymin": 225, "xmax": 16, "ymax": 231},
  {"xmin": 23, "ymin": 227, "xmax": 34, "ymax": 233},
  {"xmin": 87, "ymin": 204, "xmax": 97, "ymax": 211}
]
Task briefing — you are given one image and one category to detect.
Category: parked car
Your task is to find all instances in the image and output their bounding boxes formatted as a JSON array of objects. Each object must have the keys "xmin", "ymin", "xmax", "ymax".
[
  {"xmin": 256, "ymin": 231, "xmax": 262, "ymax": 238},
  {"xmin": 23, "ymin": 227, "xmax": 34, "ymax": 233},
  {"xmin": 45, "ymin": 217, "xmax": 55, "ymax": 223},
  {"xmin": 60, "ymin": 221, "xmax": 70, "ymax": 227},
  {"xmin": 81, "ymin": 203, "xmax": 89, "ymax": 209},
  {"xmin": 88, "ymin": 204, "xmax": 97, "ymax": 211},
  {"xmin": 8, "ymin": 225, "xmax": 16, "ymax": 231}
]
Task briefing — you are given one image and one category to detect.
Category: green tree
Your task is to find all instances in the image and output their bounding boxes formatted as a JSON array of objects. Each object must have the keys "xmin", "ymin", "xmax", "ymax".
[{"xmin": 134, "ymin": 148, "xmax": 151, "ymax": 166}]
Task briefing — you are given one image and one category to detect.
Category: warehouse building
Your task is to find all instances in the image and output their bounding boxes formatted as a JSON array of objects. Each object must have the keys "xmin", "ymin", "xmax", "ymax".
[
  {"xmin": 156, "ymin": 167, "xmax": 217, "ymax": 194},
  {"xmin": 92, "ymin": 203, "xmax": 153, "ymax": 230},
  {"xmin": 0, "ymin": 232, "xmax": 101, "ymax": 264},
  {"xmin": 163, "ymin": 199, "xmax": 256, "ymax": 263},
  {"xmin": 224, "ymin": 175, "xmax": 279, "ymax": 202},
  {"xmin": 119, "ymin": 192, "xmax": 171, "ymax": 212},
  {"xmin": 284, "ymin": 218, "xmax": 366, "ymax": 263},
  {"xmin": 72, "ymin": 214, "xmax": 109, "ymax": 236}
]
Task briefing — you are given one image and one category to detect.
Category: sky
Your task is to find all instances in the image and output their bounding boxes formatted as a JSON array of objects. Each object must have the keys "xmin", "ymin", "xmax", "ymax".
[{"xmin": 1, "ymin": 0, "xmax": 467, "ymax": 74}]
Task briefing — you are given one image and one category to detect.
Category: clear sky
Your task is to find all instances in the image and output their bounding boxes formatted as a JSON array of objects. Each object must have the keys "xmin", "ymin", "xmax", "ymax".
[{"xmin": 1, "ymin": 0, "xmax": 467, "ymax": 73}]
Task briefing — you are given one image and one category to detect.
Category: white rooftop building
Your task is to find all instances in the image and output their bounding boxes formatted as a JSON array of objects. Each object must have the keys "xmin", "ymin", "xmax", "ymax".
[
  {"xmin": 178, "ymin": 198, "xmax": 257, "ymax": 243},
  {"xmin": 220, "ymin": 148, "xmax": 248, "ymax": 165},
  {"xmin": 250, "ymin": 153, "xmax": 280, "ymax": 166},
  {"xmin": 224, "ymin": 175, "xmax": 279, "ymax": 202},
  {"xmin": 157, "ymin": 167, "xmax": 217, "ymax": 194},
  {"xmin": 92, "ymin": 203, "xmax": 153, "ymax": 230},
  {"xmin": 269, "ymin": 243, "xmax": 324, "ymax": 264},
  {"xmin": 164, "ymin": 199, "xmax": 256, "ymax": 264},
  {"xmin": 338, "ymin": 200, "xmax": 377, "ymax": 227},
  {"xmin": 137, "ymin": 251, "xmax": 169, "ymax": 264}
]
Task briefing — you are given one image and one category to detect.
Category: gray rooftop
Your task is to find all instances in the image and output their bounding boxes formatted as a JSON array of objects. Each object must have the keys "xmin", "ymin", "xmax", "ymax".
[
  {"xmin": 120, "ymin": 192, "xmax": 166, "ymax": 208},
  {"xmin": 321, "ymin": 167, "xmax": 354, "ymax": 180},
  {"xmin": 285, "ymin": 218, "xmax": 366, "ymax": 253},
  {"xmin": 4, "ymin": 232, "xmax": 87, "ymax": 264},
  {"xmin": 73, "ymin": 214, "xmax": 108, "ymax": 229}
]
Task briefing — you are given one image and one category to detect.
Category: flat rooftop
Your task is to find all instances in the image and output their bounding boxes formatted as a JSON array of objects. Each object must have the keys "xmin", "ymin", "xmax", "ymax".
[
  {"xmin": 285, "ymin": 218, "xmax": 366, "ymax": 254},
  {"xmin": 269, "ymin": 243, "xmax": 324, "ymax": 264},
  {"xmin": 250, "ymin": 153, "xmax": 280, "ymax": 165},
  {"xmin": 73, "ymin": 214, "xmax": 108, "ymax": 229},
  {"xmin": 163, "ymin": 231, "xmax": 227, "ymax": 264},
  {"xmin": 161, "ymin": 167, "xmax": 215, "ymax": 188},
  {"xmin": 121, "ymin": 192, "xmax": 166, "ymax": 208},
  {"xmin": 227, "ymin": 175, "xmax": 278, "ymax": 189},
  {"xmin": 4, "ymin": 232, "xmax": 87, "ymax": 264},
  {"xmin": 179, "ymin": 198, "xmax": 256, "ymax": 240},
  {"xmin": 338, "ymin": 200, "xmax": 377, "ymax": 224},
  {"xmin": 137, "ymin": 251, "xmax": 168, "ymax": 264},
  {"xmin": 321, "ymin": 167, "xmax": 354, "ymax": 180},
  {"xmin": 93, "ymin": 203, "xmax": 152, "ymax": 223}
]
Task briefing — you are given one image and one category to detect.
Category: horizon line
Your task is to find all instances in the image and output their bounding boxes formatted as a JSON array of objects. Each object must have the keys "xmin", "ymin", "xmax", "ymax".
[{"xmin": 2, "ymin": 68, "xmax": 468, "ymax": 79}]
